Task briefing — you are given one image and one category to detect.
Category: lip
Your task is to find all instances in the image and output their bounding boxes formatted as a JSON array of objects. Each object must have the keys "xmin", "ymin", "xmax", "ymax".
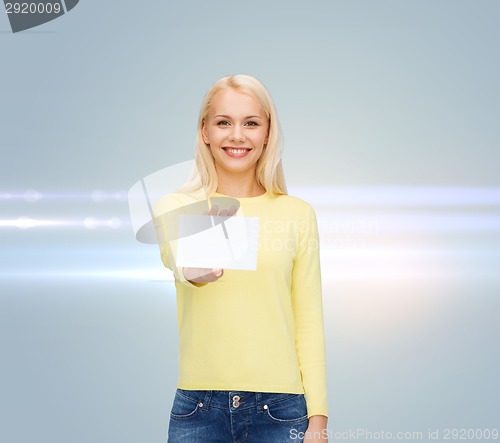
[{"xmin": 222, "ymin": 147, "xmax": 252, "ymax": 158}]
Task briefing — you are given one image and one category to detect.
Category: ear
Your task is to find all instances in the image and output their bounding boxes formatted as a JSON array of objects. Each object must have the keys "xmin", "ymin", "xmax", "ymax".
[{"xmin": 201, "ymin": 120, "xmax": 210, "ymax": 145}]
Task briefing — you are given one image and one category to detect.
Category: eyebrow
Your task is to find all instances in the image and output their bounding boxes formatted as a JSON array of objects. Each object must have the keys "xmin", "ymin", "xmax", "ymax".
[{"xmin": 213, "ymin": 115, "xmax": 263, "ymax": 119}]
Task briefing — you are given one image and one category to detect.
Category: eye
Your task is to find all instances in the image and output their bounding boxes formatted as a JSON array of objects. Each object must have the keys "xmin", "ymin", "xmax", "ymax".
[
  {"xmin": 217, "ymin": 120, "xmax": 230, "ymax": 126},
  {"xmin": 245, "ymin": 121, "xmax": 259, "ymax": 126}
]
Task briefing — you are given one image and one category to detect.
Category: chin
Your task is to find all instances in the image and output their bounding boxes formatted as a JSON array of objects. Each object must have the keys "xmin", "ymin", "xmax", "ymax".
[{"xmin": 217, "ymin": 161, "xmax": 256, "ymax": 175}]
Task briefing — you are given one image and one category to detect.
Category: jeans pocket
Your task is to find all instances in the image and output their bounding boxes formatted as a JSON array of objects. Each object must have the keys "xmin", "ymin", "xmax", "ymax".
[
  {"xmin": 265, "ymin": 394, "xmax": 309, "ymax": 424},
  {"xmin": 170, "ymin": 390, "xmax": 201, "ymax": 420}
]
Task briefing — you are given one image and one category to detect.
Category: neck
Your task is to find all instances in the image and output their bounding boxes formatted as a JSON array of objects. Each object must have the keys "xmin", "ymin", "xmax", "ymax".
[{"xmin": 216, "ymin": 168, "xmax": 266, "ymax": 198}]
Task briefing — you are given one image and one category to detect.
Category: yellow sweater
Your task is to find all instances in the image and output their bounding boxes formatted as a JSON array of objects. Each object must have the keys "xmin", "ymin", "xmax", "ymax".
[{"xmin": 154, "ymin": 191, "xmax": 328, "ymax": 418}]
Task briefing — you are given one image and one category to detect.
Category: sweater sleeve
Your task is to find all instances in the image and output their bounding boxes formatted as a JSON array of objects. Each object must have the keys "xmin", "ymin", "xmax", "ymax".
[
  {"xmin": 290, "ymin": 203, "xmax": 329, "ymax": 418},
  {"xmin": 153, "ymin": 194, "xmax": 200, "ymax": 289}
]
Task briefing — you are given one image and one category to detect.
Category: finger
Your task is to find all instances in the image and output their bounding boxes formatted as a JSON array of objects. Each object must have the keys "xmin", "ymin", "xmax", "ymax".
[
  {"xmin": 209, "ymin": 204, "xmax": 219, "ymax": 216},
  {"xmin": 219, "ymin": 208, "xmax": 229, "ymax": 217},
  {"xmin": 212, "ymin": 268, "xmax": 224, "ymax": 278},
  {"xmin": 227, "ymin": 205, "xmax": 238, "ymax": 216},
  {"xmin": 195, "ymin": 268, "xmax": 209, "ymax": 278}
]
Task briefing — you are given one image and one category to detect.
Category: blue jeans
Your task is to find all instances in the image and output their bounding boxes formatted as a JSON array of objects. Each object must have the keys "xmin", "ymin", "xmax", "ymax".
[{"xmin": 167, "ymin": 389, "xmax": 309, "ymax": 442}]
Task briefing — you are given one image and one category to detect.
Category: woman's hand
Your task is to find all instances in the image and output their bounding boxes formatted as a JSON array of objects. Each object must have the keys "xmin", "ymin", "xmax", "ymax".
[
  {"xmin": 204, "ymin": 204, "xmax": 238, "ymax": 217},
  {"xmin": 304, "ymin": 415, "xmax": 328, "ymax": 442},
  {"xmin": 182, "ymin": 267, "xmax": 224, "ymax": 284}
]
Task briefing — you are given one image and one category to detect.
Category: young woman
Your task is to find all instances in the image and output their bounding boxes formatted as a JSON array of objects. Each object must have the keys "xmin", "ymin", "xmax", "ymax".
[{"xmin": 155, "ymin": 75, "xmax": 329, "ymax": 442}]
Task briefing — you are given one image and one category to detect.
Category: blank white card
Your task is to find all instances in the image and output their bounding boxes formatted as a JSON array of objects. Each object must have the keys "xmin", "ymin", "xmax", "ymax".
[{"xmin": 172, "ymin": 215, "xmax": 260, "ymax": 271}]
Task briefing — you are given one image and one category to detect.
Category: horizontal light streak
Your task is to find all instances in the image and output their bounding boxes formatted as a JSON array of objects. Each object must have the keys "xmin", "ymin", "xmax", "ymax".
[
  {"xmin": 318, "ymin": 212, "xmax": 500, "ymax": 233},
  {"xmin": 319, "ymin": 248, "xmax": 500, "ymax": 257},
  {"xmin": 2, "ymin": 186, "xmax": 500, "ymax": 206},
  {"xmin": 0, "ymin": 269, "xmax": 175, "ymax": 281},
  {"xmin": 0, "ymin": 212, "xmax": 499, "ymax": 233},
  {"xmin": 319, "ymin": 249, "xmax": 499, "ymax": 279},
  {"xmin": 0, "ymin": 190, "xmax": 128, "ymax": 202},
  {"xmin": 0, "ymin": 247, "xmax": 498, "ymax": 280},
  {"xmin": 0, "ymin": 218, "xmax": 74, "ymax": 229},
  {"xmin": 0, "ymin": 217, "xmax": 127, "ymax": 229},
  {"xmin": 289, "ymin": 186, "xmax": 500, "ymax": 207},
  {"xmin": 0, "ymin": 266, "xmax": 496, "ymax": 281}
]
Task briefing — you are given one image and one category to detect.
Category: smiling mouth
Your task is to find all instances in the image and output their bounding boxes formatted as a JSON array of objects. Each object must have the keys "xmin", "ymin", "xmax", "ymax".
[{"xmin": 222, "ymin": 147, "xmax": 252, "ymax": 158}]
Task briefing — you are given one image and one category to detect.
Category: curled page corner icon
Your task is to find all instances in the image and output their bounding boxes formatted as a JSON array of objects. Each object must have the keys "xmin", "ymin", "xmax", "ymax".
[
  {"xmin": 5, "ymin": 0, "xmax": 80, "ymax": 33},
  {"xmin": 127, "ymin": 159, "xmax": 199, "ymax": 244},
  {"xmin": 128, "ymin": 160, "xmax": 260, "ymax": 271}
]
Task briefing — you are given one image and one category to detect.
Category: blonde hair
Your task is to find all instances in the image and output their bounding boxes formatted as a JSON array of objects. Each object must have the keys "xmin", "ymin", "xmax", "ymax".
[{"xmin": 178, "ymin": 74, "xmax": 287, "ymax": 197}]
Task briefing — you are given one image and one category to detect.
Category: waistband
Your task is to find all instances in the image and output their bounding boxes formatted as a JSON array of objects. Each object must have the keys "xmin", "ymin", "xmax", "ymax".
[{"xmin": 176, "ymin": 388, "xmax": 303, "ymax": 413}]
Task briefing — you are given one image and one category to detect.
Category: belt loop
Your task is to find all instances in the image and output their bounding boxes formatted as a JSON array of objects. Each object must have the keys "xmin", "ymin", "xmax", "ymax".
[
  {"xmin": 201, "ymin": 391, "xmax": 212, "ymax": 411},
  {"xmin": 255, "ymin": 392, "xmax": 262, "ymax": 412}
]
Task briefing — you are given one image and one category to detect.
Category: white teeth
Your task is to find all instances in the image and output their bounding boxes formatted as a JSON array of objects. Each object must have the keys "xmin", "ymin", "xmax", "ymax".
[{"xmin": 226, "ymin": 148, "xmax": 248, "ymax": 154}]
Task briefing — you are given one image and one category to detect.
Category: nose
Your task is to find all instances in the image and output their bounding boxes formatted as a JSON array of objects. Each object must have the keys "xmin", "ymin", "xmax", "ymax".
[{"xmin": 229, "ymin": 125, "xmax": 245, "ymax": 143}]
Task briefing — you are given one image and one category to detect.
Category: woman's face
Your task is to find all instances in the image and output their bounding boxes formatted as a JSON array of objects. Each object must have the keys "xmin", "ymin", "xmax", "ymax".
[{"xmin": 202, "ymin": 88, "xmax": 269, "ymax": 177}]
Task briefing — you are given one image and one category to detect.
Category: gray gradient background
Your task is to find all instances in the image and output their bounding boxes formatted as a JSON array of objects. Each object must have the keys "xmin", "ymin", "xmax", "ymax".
[{"xmin": 1, "ymin": 1, "xmax": 499, "ymax": 442}]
